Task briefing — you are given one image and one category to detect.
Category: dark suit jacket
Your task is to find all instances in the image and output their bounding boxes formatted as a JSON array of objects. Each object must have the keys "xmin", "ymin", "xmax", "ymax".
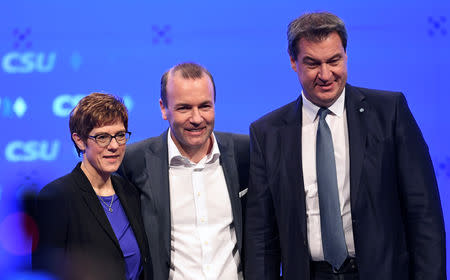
[
  {"xmin": 33, "ymin": 163, "xmax": 152, "ymax": 280},
  {"xmin": 245, "ymin": 84, "xmax": 446, "ymax": 280},
  {"xmin": 119, "ymin": 130, "xmax": 249, "ymax": 280}
]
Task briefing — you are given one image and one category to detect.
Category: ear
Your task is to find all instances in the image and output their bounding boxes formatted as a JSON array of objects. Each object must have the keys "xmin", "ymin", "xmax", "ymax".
[
  {"xmin": 159, "ymin": 99, "xmax": 168, "ymax": 120},
  {"xmin": 289, "ymin": 56, "xmax": 298, "ymax": 72},
  {"xmin": 72, "ymin": 133, "xmax": 86, "ymax": 152}
]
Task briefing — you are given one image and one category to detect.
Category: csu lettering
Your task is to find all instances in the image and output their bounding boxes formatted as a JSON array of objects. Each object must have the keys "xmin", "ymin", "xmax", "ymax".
[
  {"xmin": 53, "ymin": 95, "xmax": 84, "ymax": 117},
  {"xmin": 5, "ymin": 140, "xmax": 60, "ymax": 162},
  {"xmin": 2, "ymin": 52, "xmax": 56, "ymax": 73}
]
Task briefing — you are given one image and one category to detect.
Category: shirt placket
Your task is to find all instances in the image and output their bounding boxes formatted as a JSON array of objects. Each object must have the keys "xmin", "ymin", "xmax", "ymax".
[{"xmin": 192, "ymin": 164, "xmax": 214, "ymax": 279}]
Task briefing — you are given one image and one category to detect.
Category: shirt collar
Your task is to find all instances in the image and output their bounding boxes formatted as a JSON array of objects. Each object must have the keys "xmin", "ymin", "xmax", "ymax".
[
  {"xmin": 301, "ymin": 87, "xmax": 346, "ymax": 123},
  {"xmin": 167, "ymin": 128, "xmax": 221, "ymax": 167}
]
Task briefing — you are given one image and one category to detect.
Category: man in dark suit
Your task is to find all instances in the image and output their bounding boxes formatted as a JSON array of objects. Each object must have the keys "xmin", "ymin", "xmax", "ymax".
[
  {"xmin": 120, "ymin": 62, "xmax": 249, "ymax": 279},
  {"xmin": 245, "ymin": 12, "xmax": 445, "ymax": 280}
]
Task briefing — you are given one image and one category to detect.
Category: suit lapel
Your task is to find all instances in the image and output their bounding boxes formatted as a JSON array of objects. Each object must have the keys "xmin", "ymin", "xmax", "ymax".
[
  {"xmin": 145, "ymin": 131, "xmax": 171, "ymax": 264},
  {"xmin": 113, "ymin": 176, "xmax": 147, "ymax": 259},
  {"xmin": 73, "ymin": 165, "xmax": 121, "ymax": 252},
  {"xmin": 279, "ymin": 98, "xmax": 308, "ymax": 241},
  {"xmin": 345, "ymin": 84, "xmax": 368, "ymax": 208},
  {"xmin": 217, "ymin": 134, "xmax": 243, "ymax": 252}
]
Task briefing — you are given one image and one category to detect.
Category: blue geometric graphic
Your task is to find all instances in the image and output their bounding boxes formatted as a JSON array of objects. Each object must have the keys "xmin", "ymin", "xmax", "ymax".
[
  {"xmin": 12, "ymin": 97, "xmax": 27, "ymax": 118},
  {"xmin": 123, "ymin": 95, "xmax": 134, "ymax": 112},
  {"xmin": 428, "ymin": 16, "xmax": 447, "ymax": 36},
  {"xmin": 1, "ymin": 98, "xmax": 12, "ymax": 117},
  {"xmin": 437, "ymin": 157, "xmax": 450, "ymax": 179},
  {"xmin": 152, "ymin": 25, "xmax": 172, "ymax": 44},
  {"xmin": 12, "ymin": 28, "xmax": 32, "ymax": 50},
  {"xmin": 1, "ymin": 97, "xmax": 27, "ymax": 118},
  {"xmin": 70, "ymin": 52, "xmax": 82, "ymax": 72}
]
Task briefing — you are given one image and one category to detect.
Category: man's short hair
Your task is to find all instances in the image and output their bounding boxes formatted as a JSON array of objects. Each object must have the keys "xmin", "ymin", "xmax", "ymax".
[
  {"xmin": 69, "ymin": 92, "xmax": 128, "ymax": 156},
  {"xmin": 287, "ymin": 11, "xmax": 348, "ymax": 60},
  {"xmin": 160, "ymin": 62, "xmax": 216, "ymax": 107}
]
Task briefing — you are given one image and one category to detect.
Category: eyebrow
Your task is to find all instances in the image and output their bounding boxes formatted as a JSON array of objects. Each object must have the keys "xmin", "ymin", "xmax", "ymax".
[
  {"xmin": 93, "ymin": 130, "xmax": 126, "ymax": 136},
  {"xmin": 174, "ymin": 103, "xmax": 190, "ymax": 107},
  {"xmin": 327, "ymin": 54, "xmax": 342, "ymax": 61},
  {"xmin": 174, "ymin": 101, "xmax": 213, "ymax": 107},
  {"xmin": 199, "ymin": 101, "xmax": 213, "ymax": 106},
  {"xmin": 303, "ymin": 53, "xmax": 342, "ymax": 63}
]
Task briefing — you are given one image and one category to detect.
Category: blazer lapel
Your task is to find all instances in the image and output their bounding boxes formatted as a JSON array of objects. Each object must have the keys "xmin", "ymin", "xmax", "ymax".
[
  {"xmin": 145, "ymin": 131, "xmax": 171, "ymax": 264},
  {"xmin": 112, "ymin": 176, "xmax": 147, "ymax": 259},
  {"xmin": 73, "ymin": 165, "xmax": 121, "ymax": 252},
  {"xmin": 345, "ymin": 84, "xmax": 368, "ymax": 208},
  {"xmin": 279, "ymin": 98, "xmax": 308, "ymax": 241},
  {"xmin": 217, "ymin": 134, "xmax": 243, "ymax": 252}
]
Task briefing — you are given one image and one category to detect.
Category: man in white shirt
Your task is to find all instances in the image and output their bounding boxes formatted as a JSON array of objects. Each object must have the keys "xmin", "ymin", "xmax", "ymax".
[
  {"xmin": 245, "ymin": 11, "xmax": 445, "ymax": 280},
  {"xmin": 120, "ymin": 62, "xmax": 249, "ymax": 280}
]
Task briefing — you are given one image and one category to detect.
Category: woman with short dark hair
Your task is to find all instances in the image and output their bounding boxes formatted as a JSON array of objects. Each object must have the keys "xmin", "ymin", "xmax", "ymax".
[{"xmin": 33, "ymin": 93, "xmax": 152, "ymax": 280}]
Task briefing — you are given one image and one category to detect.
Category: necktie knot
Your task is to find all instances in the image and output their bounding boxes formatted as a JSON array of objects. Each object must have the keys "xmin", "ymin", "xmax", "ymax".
[{"xmin": 318, "ymin": 107, "xmax": 329, "ymax": 120}]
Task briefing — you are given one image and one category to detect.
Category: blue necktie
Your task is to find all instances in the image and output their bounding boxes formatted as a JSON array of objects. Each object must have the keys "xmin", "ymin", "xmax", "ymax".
[{"xmin": 316, "ymin": 108, "xmax": 348, "ymax": 269}]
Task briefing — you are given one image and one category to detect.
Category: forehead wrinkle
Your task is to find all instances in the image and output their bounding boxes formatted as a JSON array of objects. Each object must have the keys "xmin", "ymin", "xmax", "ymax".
[{"xmin": 299, "ymin": 41, "xmax": 345, "ymax": 63}]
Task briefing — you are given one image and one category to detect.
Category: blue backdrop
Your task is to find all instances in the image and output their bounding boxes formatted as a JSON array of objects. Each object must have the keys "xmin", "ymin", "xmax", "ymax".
[{"xmin": 1, "ymin": 0, "xmax": 449, "ymax": 278}]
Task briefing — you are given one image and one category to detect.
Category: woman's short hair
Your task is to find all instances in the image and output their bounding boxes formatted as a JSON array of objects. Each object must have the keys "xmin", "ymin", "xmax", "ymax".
[{"xmin": 69, "ymin": 92, "xmax": 128, "ymax": 156}]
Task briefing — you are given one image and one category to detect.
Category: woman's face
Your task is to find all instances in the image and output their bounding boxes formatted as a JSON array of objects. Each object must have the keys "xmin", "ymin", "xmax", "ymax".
[{"xmin": 76, "ymin": 120, "xmax": 127, "ymax": 178}]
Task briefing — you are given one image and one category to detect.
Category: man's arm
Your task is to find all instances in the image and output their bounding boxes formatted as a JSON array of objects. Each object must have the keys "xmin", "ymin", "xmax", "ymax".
[
  {"xmin": 245, "ymin": 124, "xmax": 281, "ymax": 280},
  {"xmin": 231, "ymin": 133, "xmax": 250, "ymax": 189},
  {"xmin": 395, "ymin": 94, "xmax": 446, "ymax": 279}
]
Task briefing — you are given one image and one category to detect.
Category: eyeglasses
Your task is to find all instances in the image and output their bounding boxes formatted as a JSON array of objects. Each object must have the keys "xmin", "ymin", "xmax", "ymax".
[{"xmin": 88, "ymin": 131, "xmax": 131, "ymax": 147}]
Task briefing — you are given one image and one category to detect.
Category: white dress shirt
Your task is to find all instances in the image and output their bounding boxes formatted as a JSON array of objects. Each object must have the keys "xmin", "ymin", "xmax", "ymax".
[
  {"xmin": 301, "ymin": 89, "xmax": 356, "ymax": 261},
  {"xmin": 167, "ymin": 131, "xmax": 241, "ymax": 280}
]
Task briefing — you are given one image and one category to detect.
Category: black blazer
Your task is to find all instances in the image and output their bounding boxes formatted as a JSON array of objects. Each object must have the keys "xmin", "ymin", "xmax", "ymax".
[
  {"xmin": 245, "ymin": 84, "xmax": 446, "ymax": 280},
  {"xmin": 119, "ymin": 130, "xmax": 249, "ymax": 280},
  {"xmin": 32, "ymin": 163, "xmax": 152, "ymax": 280}
]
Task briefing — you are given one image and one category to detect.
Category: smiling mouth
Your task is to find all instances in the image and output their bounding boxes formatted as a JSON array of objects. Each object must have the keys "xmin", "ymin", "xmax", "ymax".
[
  {"xmin": 316, "ymin": 82, "xmax": 335, "ymax": 90},
  {"xmin": 104, "ymin": 155, "xmax": 120, "ymax": 159},
  {"xmin": 186, "ymin": 127, "xmax": 205, "ymax": 132}
]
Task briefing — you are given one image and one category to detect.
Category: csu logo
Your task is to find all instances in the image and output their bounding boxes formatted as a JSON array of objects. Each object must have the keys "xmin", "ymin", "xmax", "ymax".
[
  {"xmin": 53, "ymin": 94, "xmax": 134, "ymax": 117},
  {"xmin": 53, "ymin": 94, "xmax": 84, "ymax": 117},
  {"xmin": 5, "ymin": 140, "xmax": 60, "ymax": 162},
  {"xmin": 2, "ymin": 28, "xmax": 57, "ymax": 74},
  {"xmin": 2, "ymin": 52, "xmax": 56, "ymax": 74}
]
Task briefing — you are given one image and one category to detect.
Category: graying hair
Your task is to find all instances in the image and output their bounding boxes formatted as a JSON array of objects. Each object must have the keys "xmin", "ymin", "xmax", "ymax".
[{"xmin": 287, "ymin": 12, "xmax": 347, "ymax": 60}]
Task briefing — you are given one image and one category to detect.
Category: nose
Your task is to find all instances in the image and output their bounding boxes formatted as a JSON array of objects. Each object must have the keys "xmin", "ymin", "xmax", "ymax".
[
  {"xmin": 190, "ymin": 108, "xmax": 203, "ymax": 124},
  {"xmin": 107, "ymin": 137, "xmax": 120, "ymax": 149},
  {"xmin": 318, "ymin": 63, "xmax": 332, "ymax": 82}
]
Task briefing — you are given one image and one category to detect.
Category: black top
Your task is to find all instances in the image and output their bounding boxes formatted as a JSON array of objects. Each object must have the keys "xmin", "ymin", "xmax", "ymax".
[{"xmin": 32, "ymin": 163, "xmax": 153, "ymax": 280}]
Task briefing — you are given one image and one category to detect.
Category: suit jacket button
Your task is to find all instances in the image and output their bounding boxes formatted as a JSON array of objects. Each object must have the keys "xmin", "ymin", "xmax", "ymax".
[{"xmin": 143, "ymin": 257, "xmax": 147, "ymax": 263}]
